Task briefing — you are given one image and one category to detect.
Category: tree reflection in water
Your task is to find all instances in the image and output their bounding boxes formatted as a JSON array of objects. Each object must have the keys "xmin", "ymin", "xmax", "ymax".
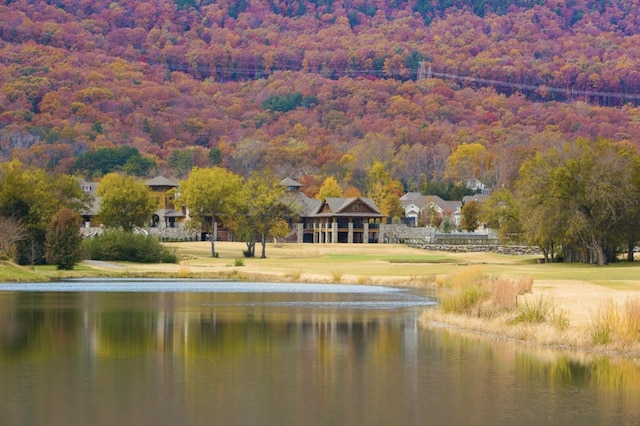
[{"xmin": 0, "ymin": 283, "xmax": 639, "ymax": 426}]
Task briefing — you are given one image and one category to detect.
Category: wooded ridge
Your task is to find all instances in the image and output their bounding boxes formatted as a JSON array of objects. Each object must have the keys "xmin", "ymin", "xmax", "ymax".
[{"xmin": 2, "ymin": 0, "xmax": 640, "ymax": 193}]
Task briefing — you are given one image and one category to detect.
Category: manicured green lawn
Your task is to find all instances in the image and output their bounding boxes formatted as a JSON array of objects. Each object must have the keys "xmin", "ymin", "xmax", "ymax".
[{"xmin": 1, "ymin": 242, "xmax": 640, "ymax": 291}]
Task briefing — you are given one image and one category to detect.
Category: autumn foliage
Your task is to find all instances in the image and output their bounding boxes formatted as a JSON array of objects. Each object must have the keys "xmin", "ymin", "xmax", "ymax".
[{"xmin": 2, "ymin": 0, "xmax": 640, "ymax": 195}]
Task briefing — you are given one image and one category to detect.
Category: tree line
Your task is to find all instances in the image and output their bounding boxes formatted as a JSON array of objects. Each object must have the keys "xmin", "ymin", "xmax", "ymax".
[
  {"xmin": 482, "ymin": 138, "xmax": 640, "ymax": 265},
  {"xmin": 2, "ymin": 136, "xmax": 639, "ymax": 267}
]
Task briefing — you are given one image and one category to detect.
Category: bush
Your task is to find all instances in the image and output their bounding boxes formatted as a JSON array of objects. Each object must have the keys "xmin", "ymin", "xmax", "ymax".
[
  {"xmin": 511, "ymin": 297, "xmax": 552, "ymax": 324},
  {"xmin": 83, "ymin": 231, "xmax": 178, "ymax": 263}
]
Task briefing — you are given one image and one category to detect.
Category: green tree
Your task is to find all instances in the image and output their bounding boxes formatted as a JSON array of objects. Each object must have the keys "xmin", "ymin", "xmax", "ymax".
[
  {"xmin": 209, "ymin": 148, "xmax": 222, "ymax": 166},
  {"xmin": 45, "ymin": 208, "xmax": 82, "ymax": 270},
  {"xmin": 0, "ymin": 159, "xmax": 86, "ymax": 264},
  {"xmin": 516, "ymin": 138, "xmax": 640, "ymax": 265},
  {"xmin": 236, "ymin": 172, "xmax": 298, "ymax": 259},
  {"xmin": 74, "ymin": 146, "xmax": 154, "ymax": 178},
  {"xmin": 316, "ymin": 176, "xmax": 343, "ymax": 199},
  {"xmin": 460, "ymin": 200, "xmax": 481, "ymax": 232},
  {"xmin": 97, "ymin": 173, "xmax": 157, "ymax": 233},
  {"xmin": 480, "ymin": 188, "xmax": 522, "ymax": 243},
  {"xmin": 178, "ymin": 167, "xmax": 243, "ymax": 257},
  {"xmin": 168, "ymin": 149, "xmax": 195, "ymax": 178}
]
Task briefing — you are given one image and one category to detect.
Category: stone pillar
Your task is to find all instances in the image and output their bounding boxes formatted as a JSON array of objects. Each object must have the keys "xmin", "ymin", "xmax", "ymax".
[
  {"xmin": 297, "ymin": 223, "xmax": 303, "ymax": 243},
  {"xmin": 363, "ymin": 223, "xmax": 369, "ymax": 243},
  {"xmin": 324, "ymin": 221, "xmax": 330, "ymax": 243},
  {"xmin": 332, "ymin": 221, "xmax": 338, "ymax": 243},
  {"xmin": 313, "ymin": 223, "xmax": 318, "ymax": 243},
  {"xmin": 377, "ymin": 223, "xmax": 384, "ymax": 243},
  {"xmin": 348, "ymin": 222, "xmax": 354, "ymax": 244}
]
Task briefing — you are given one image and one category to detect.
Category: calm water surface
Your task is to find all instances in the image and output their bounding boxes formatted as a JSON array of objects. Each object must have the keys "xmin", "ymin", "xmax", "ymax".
[{"xmin": 1, "ymin": 279, "xmax": 639, "ymax": 426}]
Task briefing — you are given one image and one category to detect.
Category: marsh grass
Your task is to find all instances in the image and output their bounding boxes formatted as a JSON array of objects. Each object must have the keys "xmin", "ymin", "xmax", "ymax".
[
  {"xmin": 440, "ymin": 285, "xmax": 489, "ymax": 315},
  {"xmin": 433, "ymin": 266, "xmax": 572, "ymax": 340},
  {"xmin": 437, "ymin": 267, "xmax": 536, "ymax": 318},
  {"xmin": 331, "ymin": 271, "xmax": 343, "ymax": 283},
  {"xmin": 491, "ymin": 277, "xmax": 519, "ymax": 310},
  {"xmin": 286, "ymin": 270, "xmax": 302, "ymax": 280},
  {"xmin": 176, "ymin": 266, "xmax": 191, "ymax": 278},
  {"xmin": 507, "ymin": 295, "xmax": 569, "ymax": 330},
  {"xmin": 515, "ymin": 275, "xmax": 534, "ymax": 294},
  {"xmin": 512, "ymin": 297, "xmax": 552, "ymax": 324},
  {"xmin": 591, "ymin": 297, "xmax": 640, "ymax": 345},
  {"xmin": 233, "ymin": 258, "xmax": 245, "ymax": 267}
]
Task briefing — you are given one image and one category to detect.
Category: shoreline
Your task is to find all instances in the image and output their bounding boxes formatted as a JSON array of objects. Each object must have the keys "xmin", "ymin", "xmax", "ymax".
[
  {"xmin": 2, "ymin": 241, "xmax": 640, "ymax": 358},
  {"xmin": 420, "ymin": 277, "xmax": 640, "ymax": 360}
]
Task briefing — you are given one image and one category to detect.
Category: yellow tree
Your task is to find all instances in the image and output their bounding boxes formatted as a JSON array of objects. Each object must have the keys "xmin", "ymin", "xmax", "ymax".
[
  {"xmin": 97, "ymin": 173, "xmax": 157, "ymax": 233},
  {"xmin": 444, "ymin": 142, "xmax": 492, "ymax": 186},
  {"xmin": 365, "ymin": 161, "xmax": 404, "ymax": 218},
  {"xmin": 316, "ymin": 176, "xmax": 343, "ymax": 199},
  {"xmin": 178, "ymin": 167, "xmax": 242, "ymax": 257}
]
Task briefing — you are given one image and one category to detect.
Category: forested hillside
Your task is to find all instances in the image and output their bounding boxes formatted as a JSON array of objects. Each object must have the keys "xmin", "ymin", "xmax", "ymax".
[{"xmin": 2, "ymin": 0, "xmax": 640, "ymax": 193}]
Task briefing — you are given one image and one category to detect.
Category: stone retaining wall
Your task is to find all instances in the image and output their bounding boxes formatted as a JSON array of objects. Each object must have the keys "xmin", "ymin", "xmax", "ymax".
[{"xmin": 409, "ymin": 243, "xmax": 540, "ymax": 255}]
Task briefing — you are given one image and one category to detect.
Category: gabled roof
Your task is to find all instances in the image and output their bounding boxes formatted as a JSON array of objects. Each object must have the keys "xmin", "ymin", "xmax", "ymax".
[
  {"xmin": 424, "ymin": 195, "xmax": 461, "ymax": 214},
  {"xmin": 293, "ymin": 192, "xmax": 322, "ymax": 216},
  {"xmin": 310, "ymin": 197, "xmax": 384, "ymax": 218},
  {"xmin": 146, "ymin": 176, "xmax": 178, "ymax": 187},
  {"xmin": 279, "ymin": 177, "xmax": 303, "ymax": 188},
  {"xmin": 400, "ymin": 192, "xmax": 428, "ymax": 210}
]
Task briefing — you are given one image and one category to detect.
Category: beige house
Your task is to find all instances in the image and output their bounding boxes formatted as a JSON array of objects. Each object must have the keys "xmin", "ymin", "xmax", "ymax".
[
  {"xmin": 146, "ymin": 176, "xmax": 185, "ymax": 229},
  {"xmin": 80, "ymin": 176, "xmax": 185, "ymax": 229},
  {"xmin": 400, "ymin": 192, "xmax": 462, "ymax": 227}
]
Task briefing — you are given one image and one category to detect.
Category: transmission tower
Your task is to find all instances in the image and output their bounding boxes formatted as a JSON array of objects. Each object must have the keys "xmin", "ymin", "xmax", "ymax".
[{"xmin": 417, "ymin": 61, "xmax": 432, "ymax": 81}]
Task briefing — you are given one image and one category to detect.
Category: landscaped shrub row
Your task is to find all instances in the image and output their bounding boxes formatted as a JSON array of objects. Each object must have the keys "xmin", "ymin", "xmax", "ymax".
[{"xmin": 83, "ymin": 231, "xmax": 178, "ymax": 263}]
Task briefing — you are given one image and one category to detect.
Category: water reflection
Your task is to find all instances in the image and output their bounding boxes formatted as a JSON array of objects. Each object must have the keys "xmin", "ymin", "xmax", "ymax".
[{"xmin": 0, "ymin": 282, "xmax": 639, "ymax": 426}]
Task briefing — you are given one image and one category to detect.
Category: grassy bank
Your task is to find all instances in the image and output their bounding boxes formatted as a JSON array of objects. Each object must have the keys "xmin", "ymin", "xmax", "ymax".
[
  {"xmin": 419, "ymin": 264, "xmax": 640, "ymax": 357},
  {"xmin": 2, "ymin": 241, "xmax": 640, "ymax": 356}
]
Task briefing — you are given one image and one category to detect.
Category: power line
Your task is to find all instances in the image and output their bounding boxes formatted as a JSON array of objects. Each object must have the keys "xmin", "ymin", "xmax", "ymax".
[{"xmin": 154, "ymin": 61, "xmax": 640, "ymax": 102}]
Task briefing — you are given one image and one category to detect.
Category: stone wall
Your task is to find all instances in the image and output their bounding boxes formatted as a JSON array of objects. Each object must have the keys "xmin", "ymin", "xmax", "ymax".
[
  {"xmin": 379, "ymin": 224, "xmax": 539, "ymax": 255},
  {"xmin": 409, "ymin": 243, "xmax": 540, "ymax": 255},
  {"xmin": 379, "ymin": 224, "xmax": 433, "ymax": 243},
  {"xmin": 81, "ymin": 226, "xmax": 199, "ymax": 241},
  {"xmin": 147, "ymin": 227, "xmax": 199, "ymax": 241}
]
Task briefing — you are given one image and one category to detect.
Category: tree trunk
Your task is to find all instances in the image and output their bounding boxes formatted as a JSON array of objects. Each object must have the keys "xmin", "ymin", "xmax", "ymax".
[
  {"xmin": 595, "ymin": 237, "xmax": 607, "ymax": 266},
  {"xmin": 628, "ymin": 240, "xmax": 635, "ymax": 262},
  {"xmin": 260, "ymin": 233, "xmax": 267, "ymax": 259},
  {"xmin": 245, "ymin": 241, "xmax": 255, "ymax": 257},
  {"xmin": 210, "ymin": 217, "xmax": 217, "ymax": 257}
]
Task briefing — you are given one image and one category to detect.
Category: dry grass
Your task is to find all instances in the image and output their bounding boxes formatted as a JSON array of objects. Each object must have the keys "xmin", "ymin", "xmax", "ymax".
[
  {"xmin": 422, "ymin": 266, "xmax": 591, "ymax": 351},
  {"xmin": 591, "ymin": 297, "xmax": 640, "ymax": 346},
  {"xmin": 492, "ymin": 277, "xmax": 519, "ymax": 309}
]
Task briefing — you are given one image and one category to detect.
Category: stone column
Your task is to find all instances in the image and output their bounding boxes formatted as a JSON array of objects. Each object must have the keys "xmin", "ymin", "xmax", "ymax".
[
  {"xmin": 348, "ymin": 222, "xmax": 354, "ymax": 244},
  {"xmin": 297, "ymin": 223, "xmax": 304, "ymax": 243},
  {"xmin": 332, "ymin": 221, "xmax": 338, "ymax": 243},
  {"xmin": 324, "ymin": 221, "xmax": 329, "ymax": 243},
  {"xmin": 313, "ymin": 223, "xmax": 318, "ymax": 243},
  {"xmin": 363, "ymin": 223, "xmax": 369, "ymax": 243}
]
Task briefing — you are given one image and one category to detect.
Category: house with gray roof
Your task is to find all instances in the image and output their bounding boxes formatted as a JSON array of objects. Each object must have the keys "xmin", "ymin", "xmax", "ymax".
[
  {"xmin": 282, "ymin": 178, "xmax": 386, "ymax": 243},
  {"xmin": 400, "ymin": 192, "xmax": 462, "ymax": 227}
]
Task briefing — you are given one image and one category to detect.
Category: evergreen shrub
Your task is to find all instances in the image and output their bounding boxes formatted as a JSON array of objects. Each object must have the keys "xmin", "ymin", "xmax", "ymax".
[{"xmin": 83, "ymin": 231, "xmax": 178, "ymax": 263}]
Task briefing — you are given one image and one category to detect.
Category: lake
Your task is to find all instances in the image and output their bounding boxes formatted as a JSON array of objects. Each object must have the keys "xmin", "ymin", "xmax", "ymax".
[{"xmin": 1, "ymin": 279, "xmax": 639, "ymax": 425}]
